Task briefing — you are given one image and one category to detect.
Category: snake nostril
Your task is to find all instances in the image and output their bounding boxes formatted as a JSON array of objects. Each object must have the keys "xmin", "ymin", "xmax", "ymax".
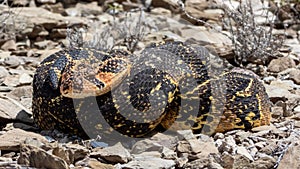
[{"xmin": 94, "ymin": 78, "xmax": 105, "ymax": 89}]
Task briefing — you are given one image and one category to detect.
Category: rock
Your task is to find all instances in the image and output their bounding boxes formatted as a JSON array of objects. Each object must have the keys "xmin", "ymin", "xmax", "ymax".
[
  {"xmin": 29, "ymin": 25, "xmax": 49, "ymax": 38},
  {"xmin": 181, "ymin": 6, "xmax": 221, "ymax": 25},
  {"xmin": 263, "ymin": 76, "xmax": 276, "ymax": 84},
  {"xmin": 217, "ymin": 135, "xmax": 237, "ymax": 153},
  {"xmin": 75, "ymin": 2, "xmax": 103, "ymax": 16},
  {"xmin": 214, "ymin": 132, "xmax": 224, "ymax": 139},
  {"xmin": 122, "ymin": 1, "xmax": 143, "ymax": 11},
  {"xmin": 267, "ymin": 56, "xmax": 296, "ymax": 73},
  {"xmin": 49, "ymin": 29, "xmax": 67, "ymax": 39},
  {"xmin": 1, "ymin": 39, "xmax": 17, "ymax": 51},
  {"xmin": 179, "ymin": 28, "xmax": 231, "ymax": 46},
  {"xmin": 177, "ymin": 141, "xmax": 190, "ymax": 154},
  {"xmin": 18, "ymin": 144, "xmax": 69, "ymax": 169},
  {"xmin": 151, "ymin": 0, "xmax": 179, "ymax": 13},
  {"xmin": 237, "ymin": 146, "xmax": 254, "ymax": 161},
  {"xmin": 13, "ymin": 122, "xmax": 37, "ymax": 131},
  {"xmin": 90, "ymin": 142, "xmax": 131, "ymax": 164},
  {"xmin": 259, "ymin": 141, "xmax": 278, "ymax": 155},
  {"xmin": 188, "ymin": 138, "xmax": 218, "ymax": 156},
  {"xmin": 176, "ymin": 156, "xmax": 189, "ymax": 168},
  {"xmin": 0, "ymin": 66, "xmax": 9, "ymax": 84},
  {"xmin": 131, "ymin": 139, "xmax": 163, "ymax": 154},
  {"xmin": 7, "ymin": 86, "xmax": 33, "ymax": 100},
  {"xmin": 177, "ymin": 130, "xmax": 196, "ymax": 140},
  {"xmin": 294, "ymin": 106, "xmax": 300, "ymax": 114},
  {"xmin": 150, "ymin": 133, "xmax": 179, "ymax": 149},
  {"xmin": 185, "ymin": 0, "xmax": 210, "ymax": 11},
  {"xmin": 41, "ymin": 2, "xmax": 65, "ymax": 14},
  {"xmin": 221, "ymin": 152, "xmax": 234, "ymax": 168},
  {"xmin": 6, "ymin": 7, "xmax": 87, "ymax": 40},
  {"xmin": 119, "ymin": 157, "xmax": 175, "ymax": 169},
  {"xmin": 36, "ymin": 0, "xmax": 56, "ymax": 4},
  {"xmin": 10, "ymin": 0, "xmax": 31, "ymax": 6},
  {"xmin": 3, "ymin": 56, "xmax": 20, "ymax": 68},
  {"xmin": 235, "ymin": 131, "xmax": 251, "ymax": 142},
  {"xmin": 295, "ymin": 121, "xmax": 300, "ymax": 128},
  {"xmin": 2, "ymin": 74, "xmax": 20, "ymax": 87},
  {"xmin": 133, "ymin": 151, "xmax": 161, "ymax": 158},
  {"xmin": 177, "ymin": 137, "xmax": 218, "ymax": 159},
  {"xmin": 184, "ymin": 157, "xmax": 210, "ymax": 169},
  {"xmin": 265, "ymin": 83, "xmax": 296, "ymax": 103},
  {"xmin": 232, "ymin": 154, "xmax": 252, "ymax": 169},
  {"xmin": 161, "ymin": 147, "xmax": 176, "ymax": 159},
  {"xmin": 0, "ymin": 129, "xmax": 48, "ymax": 151},
  {"xmin": 271, "ymin": 106, "xmax": 283, "ymax": 118},
  {"xmin": 251, "ymin": 156, "xmax": 276, "ymax": 169},
  {"xmin": 34, "ymin": 40, "xmax": 57, "ymax": 49},
  {"xmin": 52, "ymin": 144, "xmax": 89, "ymax": 164},
  {"xmin": 151, "ymin": 7, "xmax": 172, "ymax": 17},
  {"xmin": 0, "ymin": 97, "xmax": 25, "ymax": 122},
  {"xmin": 278, "ymin": 142, "xmax": 300, "ymax": 169},
  {"xmin": 289, "ymin": 68, "xmax": 300, "ymax": 85},
  {"xmin": 252, "ymin": 125, "xmax": 279, "ymax": 133},
  {"xmin": 87, "ymin": 158, "xmax": 114, "ymax": 169},
  {"xmin": 19, "ymin": 73, "xmax": 32, "ymax": 85}
]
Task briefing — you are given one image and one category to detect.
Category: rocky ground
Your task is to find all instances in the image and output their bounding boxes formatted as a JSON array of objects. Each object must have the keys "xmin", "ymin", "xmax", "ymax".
[{"xmin": 0, "ymin": 0, "xmax": 299, "ymax": 168}]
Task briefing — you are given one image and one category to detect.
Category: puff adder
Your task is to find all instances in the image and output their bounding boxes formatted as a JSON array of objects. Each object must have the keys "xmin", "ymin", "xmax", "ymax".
[{"xmin": 32, "ymin": 41, "xmax": 271, "ymax": 139}]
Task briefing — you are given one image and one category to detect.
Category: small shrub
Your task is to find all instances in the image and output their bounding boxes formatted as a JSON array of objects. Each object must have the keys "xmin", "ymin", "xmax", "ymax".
[
  {"xmin": 0, "ymin": 0, "xmax": 16, "ymax": 46},
  {"xmin": 67, "ymin": 9, "xmax": 154, "ymax": 53},
  {"xmin": 178, "ymin": 0, "xmax": 284, "ymax": 66}
]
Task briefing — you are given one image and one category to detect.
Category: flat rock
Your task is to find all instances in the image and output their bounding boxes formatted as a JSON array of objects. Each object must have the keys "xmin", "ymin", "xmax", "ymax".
[
  {"xmin": 217, "ymin": 135, "xmax": 237, "ymax": 154},
  {"xmin": 267, "ymin": 56, "xmax": 296, "ymax": 73},
  {"xmin": 278, "ymin": 142, "xmax": 300, "ymax": 169},
  {"xmin": 237, "ymin": 146, "xmax": 254, "ymax": 161},
  {"xmin": 8, "ymin": 85, "xmax": 33, "ymax": 100},
  {"xmin": 36, "ymin": 0, "xmax": 56, "ymax": 4},
  {"xmin": 1, "ymin": 39, "xmax": 17, "ymax": 51},
  {"xmin": 2, "ymin": 74, "xmax": 20, "ymax": 87},
  {"xmin": 90, "ymin": 142, "xmax": 131, "ymax": 164},
  {"xmin": 289, "ymin": 68, "xmax": 300, "ymax": 85},
  {"xmin": 75, "ymin": 157, "xmax": 114, "ymax": 169},
  {"xmin": 75, "ymin": 2, "xmax": 103, "ymax": 16},
  {"xmin": 0, "ymin": 66, "xmax": 9, "ymax": 84},
  {"xmin": 18, "ymin": 144, "xmax": 69, "ymax": 169},
  {"xmin": 232, "ymin": 155, "xmax": 252, "ymax": 169},
  {"xmin": 6, "ymin": 7, "xmax": 87, "ymax": 40},
  {"xmin": 119, "ymin": 157, "xmax": 175, "ymax": 169},
  {"xmin": 131, "ymin": 139, "xmax": 163, "ymax": 154},
  {"xmin": 0, "ymin": 129, "xmax": 48, "ymax": 151},
  {"xmin": 188, "ymin": 138, "xmax": 218, "ymax": 156},
  {"xmin": 52, "ymin": 143, "xmax": 89, "ymax": 164},
  {"xmin": 0, "ymin": 97, "xmax": 24, "ymax": 121},
  {"xmin": 294, "ymin": 106, "xmax": 300, "ymax": 114},
  {"xmin": 181, "ymin": 6, "xmax": 221, "ymax": 25},
  {"xmin": 265, "ymin": 83, "xmax": 299, "ymax": 103},
  {"xmin": 19, "ymin": 73, "xmax": 32, "ymax": 85},
  {"xmin": 185, "ymin": 157, "xmax": 223, "ymax": 169},
  {"xmin": 250, "ymin": 156, "xmax": 276, "ymax": 169},
  {"xmin": 3, "ymin": 56, "xmax": 21, "ymax": 68},
  {"xmin": 151, "ymin": 0, "xmax": 179, "ymax": 13},
  {"xmin": 87, "ymin": 158, "xmax": 114, "ymax": 169},
  {"xmin": 161, "ymin": 147, "xmax": 177, "ymax": 159}
]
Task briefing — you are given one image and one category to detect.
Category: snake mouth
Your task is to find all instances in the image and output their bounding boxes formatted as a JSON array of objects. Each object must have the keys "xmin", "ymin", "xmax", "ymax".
[{"xmin": 60, "ymin": 58, "xmax": 131, "ymax": 98}]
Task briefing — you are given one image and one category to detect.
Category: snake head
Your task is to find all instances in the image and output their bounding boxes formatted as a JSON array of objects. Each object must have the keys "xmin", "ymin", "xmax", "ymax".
[{"xmin": 59, "ymin": 55, "xmax": 131, "ymax": 98}]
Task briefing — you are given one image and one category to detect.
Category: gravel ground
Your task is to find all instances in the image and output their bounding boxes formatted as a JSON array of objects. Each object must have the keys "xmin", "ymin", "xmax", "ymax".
[{"xmin": 0, "ymin": 0, "xmax": 299, "ymax": 168}]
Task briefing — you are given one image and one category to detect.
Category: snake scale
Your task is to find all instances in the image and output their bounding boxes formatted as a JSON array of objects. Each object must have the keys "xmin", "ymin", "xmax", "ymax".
[{"xmin": 32, "ymin": 41, "xmax": 271, "ymax": 140}]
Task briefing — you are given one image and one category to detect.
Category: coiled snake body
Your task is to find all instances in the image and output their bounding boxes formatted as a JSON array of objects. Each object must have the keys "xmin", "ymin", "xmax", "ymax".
[{"xmin": 32, "ymin": 42, "xmax": 271, "ymax": 139}]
